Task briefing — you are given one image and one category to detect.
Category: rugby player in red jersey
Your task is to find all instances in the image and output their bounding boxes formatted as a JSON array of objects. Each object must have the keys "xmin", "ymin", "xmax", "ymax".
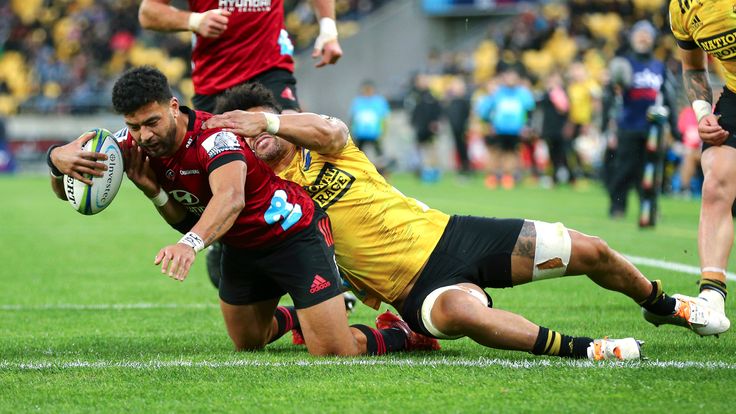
[
  {"xmin": 138, "ymin": 0, "xmax": 342, "ymax": 113},
  {"xmin": 47, "ymin": 66, "xmax": 438, "ymax": 356}
]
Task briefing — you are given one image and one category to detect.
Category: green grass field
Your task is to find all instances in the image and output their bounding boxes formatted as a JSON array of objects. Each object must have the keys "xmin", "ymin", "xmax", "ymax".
[{"xmin": 1, "ymin": 174, "xmax": 734, "ymax": 413}]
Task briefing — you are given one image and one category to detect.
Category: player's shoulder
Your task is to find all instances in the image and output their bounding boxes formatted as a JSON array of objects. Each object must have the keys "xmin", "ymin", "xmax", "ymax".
[
  {"xmin": 198, "ymin": 129, "xmax": 246, "ymax": 158},
  {"xmin": 112, "ymin": 127, "xmax": 129, "ymax": 143}
]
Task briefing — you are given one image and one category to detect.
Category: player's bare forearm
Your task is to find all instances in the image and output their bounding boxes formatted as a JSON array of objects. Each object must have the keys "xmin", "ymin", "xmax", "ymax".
[
  {"xmin": 310, "ymin": 0, "xmax": 336, "ymax": 19},
  {"xmin": 190, "ymin": 161, "xmax": 247, "ymax": 247},
  {"xmin": 278, "ymin": 113, "xmax": 348, "ymax": 154},
  {"xmin": 50, "ymin": 175, "xmax": 67, "ymax": 200},
  {"xmin": 683, "ymin": 69, "xmax": 713, "ymax": 103},
  {"xmin": 139, "ymin": 0, "xmax": 189, "ymax": 32}
]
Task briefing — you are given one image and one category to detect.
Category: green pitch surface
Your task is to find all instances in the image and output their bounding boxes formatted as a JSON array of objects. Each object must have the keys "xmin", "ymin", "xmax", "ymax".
[{"xmin": 1, "ymin": 175, "xmax": 734, "ymax": 413}]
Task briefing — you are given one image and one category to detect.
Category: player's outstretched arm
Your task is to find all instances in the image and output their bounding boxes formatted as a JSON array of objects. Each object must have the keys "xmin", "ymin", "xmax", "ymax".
[
  {"xmin": 205, "ymin": 111, "xmax": 348, "ymax": 154},
  {"xmin": 679, "ymin": 46, "xmax": 729, "ymax": 145},
  {"xmin": 310, "ymin": 0, "xmax": 342, "ymax": 67},
  {"xmin": 155, "ymin": 160, "xmax": 246, "ymax": 281},
  {"xmin": 139, "ymin": 0, "xmax": 231, "ymax": 38},
  {"xmin": 47, "ymin": 132, "xmax": 109, "ymax": 199}
]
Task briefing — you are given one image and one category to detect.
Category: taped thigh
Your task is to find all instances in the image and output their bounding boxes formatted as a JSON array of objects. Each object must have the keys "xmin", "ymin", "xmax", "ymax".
[{"xmin": 531, "ymin": 220, "xmax": 572, "ymax": 281}]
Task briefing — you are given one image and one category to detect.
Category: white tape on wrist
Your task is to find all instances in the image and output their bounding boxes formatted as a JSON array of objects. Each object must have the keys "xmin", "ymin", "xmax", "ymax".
[
  {"xmin": 692, "ymin": 100, "xmax": 713, "ymax": 123},
  {"xmin": 149, "ymin": 189, "xmax": 169, "ymax": 207},
  {"xmin": 314, "ymin": 17, "xmax": 338, "ymax": 50},
  {"xmin": 188, "ymin": 12, "xmax": 204, "ymax": 32},
  {"xmin": 263, "ymin": 112, "xmax": 280, "ymax": 135},
  {"xmin": 179, "ymin": 232, "xmax": 205, "ymax": 253}
]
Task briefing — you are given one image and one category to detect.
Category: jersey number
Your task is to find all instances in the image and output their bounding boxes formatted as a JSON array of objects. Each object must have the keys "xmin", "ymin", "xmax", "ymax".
[{"xmin": 264, "ymin": 190, "xmax": 303, "ymax": 231}]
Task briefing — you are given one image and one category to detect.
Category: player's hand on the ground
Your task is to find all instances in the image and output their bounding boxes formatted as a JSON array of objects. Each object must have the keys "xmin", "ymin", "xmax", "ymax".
[
  {"xmin": 191, "ymin": 9, "xmax": 231, "ymax": 38},
  {"xmin": 155, "ymin": 244, "xmax": 196, "ymax": 281},
  {"xmin": 50, "ymin": 132, "xmax": 108, "ymax": 185},
  {"xmin": 122, "ymin": 140, "xmax": 159, "ymax": 197},
  {"xmin": 312, "ymin": 39, "xmax": 343, "ymax": 68},
  {"xmin": 205, "ymin": 111, "xmax": 266, "ymax": 137},
  {"xmin": 698, "ymin": 114, "xmax": 729, "ymax": 145}
]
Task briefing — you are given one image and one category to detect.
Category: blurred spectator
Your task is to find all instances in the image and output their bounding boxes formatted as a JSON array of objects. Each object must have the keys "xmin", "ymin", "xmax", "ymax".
[
  {"xmin": 407, "ymin": 74, "xmax": 443, "ymax": 182},
  {"xmin": 444, "ymin": 77, "xmax": 472, "ymax": 175},
  {"xmin": 606, "ymin": 20, "xmax": 680, "ymax": 219},
  {"xmin": 538, "ymin": 72, "xmax": 570, "ymax": 184},
  {"xmin": 674, "ymin": 106, "xmax": 702, "ymax": 198},
  {"xmin": 0, "ymin": 117, "xmax": 16, "ymax": 173},
  {"xmin": 566, "ymin": 61, "xmax": 602, "ymax": 180},
  {"xmin": 475, "ymin": 67, "xmax": 535, "ymax": 189},
  {"xmin": 350, "ymin": 79, "xmax": 390, "ymax": 167}
]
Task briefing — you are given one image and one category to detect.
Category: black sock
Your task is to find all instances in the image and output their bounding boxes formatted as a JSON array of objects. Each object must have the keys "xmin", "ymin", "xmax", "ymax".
[
  {"xmin": 639, "ymin": 280, "xmax": 677, "ymax": 315},
  {"xmin": 352, "ymin": 324, "xmax": 407, "ymax": 355},
  {"xmin": 532, "ymin": 326, "xmax": 592, "ymax": 359},
  {"xmin": 269, "ymin": 306, "xmax": 299, "ymax": 344},
  {"xmin": 700, "ymin": 278, "xmax": 728, "ymax": 300}
]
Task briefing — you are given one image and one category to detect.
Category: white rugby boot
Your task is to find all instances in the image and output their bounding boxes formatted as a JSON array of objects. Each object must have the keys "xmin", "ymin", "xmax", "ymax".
[
  {"xmin": 587, "ymin": 337, "xmax": 643, "ymax": 361},
  {"xmin": 642, "ymin": 294, "xmax": 730, "ymax": 337}
]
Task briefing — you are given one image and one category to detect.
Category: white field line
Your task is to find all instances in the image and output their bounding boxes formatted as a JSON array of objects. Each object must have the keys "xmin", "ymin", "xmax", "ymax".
[
  {"xmin": 625, "ymin": 254, "xmax": 736, "ymax": 281},
  {"xmin": 1, "ymin": 357, "xmax": 735, "ymax": 371},
  {"xmin": 0, "ymin": 254, "xmax": 731, "ymax": 312}
]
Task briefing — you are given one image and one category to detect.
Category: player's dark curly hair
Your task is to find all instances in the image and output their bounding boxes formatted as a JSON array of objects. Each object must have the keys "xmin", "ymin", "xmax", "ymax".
[
  {"xmin": 112, "ymin": 66, "xmax": 173, "ymax": 115},
  {"xmin": 214, "ymin": 82, "xmax": 283, "ymax": 115}
]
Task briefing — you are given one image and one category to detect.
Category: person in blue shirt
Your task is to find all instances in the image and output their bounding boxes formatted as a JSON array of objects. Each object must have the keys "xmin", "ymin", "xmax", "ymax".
[
  {"xmin": 475, "ymin": 67, "xmax": 535, "ymax": 189},
  {"xmin": 349, "ymin": 80, "xmax": 390, "ymax": 167}
]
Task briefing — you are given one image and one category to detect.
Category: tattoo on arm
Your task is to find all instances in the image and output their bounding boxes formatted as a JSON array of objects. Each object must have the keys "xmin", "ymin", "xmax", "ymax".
[
  {"xmin": 683, "ymin": 69, "xmax": 713, "ymax": 103},
  {"xmin": 512, "ymin": 221, "xmax": 536, "ymax": 259},
  {"xmin": 205, "ymin": 222, "xmax": 225, "ymax": 246}
]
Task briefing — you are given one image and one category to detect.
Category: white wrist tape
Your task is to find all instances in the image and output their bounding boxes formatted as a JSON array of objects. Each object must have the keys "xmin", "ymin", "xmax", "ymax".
[
  {"xmin": 263, "ymin": 112, "xmax": 280, "ymax": 134},
  {"xmin": 149, "ymin": 188, "xmax": 170, "ymax": 207},
  {"xmin": 314, "ymin": 17, "xmax": 338, "ymax": 50},
  {"xmin": 692, "ymin": 99, "xmax": 713, "ymax": 123},
  {"xmin": 188, "ymin": 12, "xmax": 204, "ymax": 32},
  {"xmin": 179, "ymin": 232, "xmax": 205, "ymax": 253}
]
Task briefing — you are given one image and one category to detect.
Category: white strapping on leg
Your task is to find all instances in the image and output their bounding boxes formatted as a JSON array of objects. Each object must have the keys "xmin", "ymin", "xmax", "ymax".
[
  {"xmin": 531, "ymin": 220, "xmax": 572, "ymax": 281},
  {"xmin": 420, "ymin": 285, "xmax": 488, "ymax": 339},
  {"xmin": 702, "ymin": 267, "xmax": 727, "ymax": 276}
]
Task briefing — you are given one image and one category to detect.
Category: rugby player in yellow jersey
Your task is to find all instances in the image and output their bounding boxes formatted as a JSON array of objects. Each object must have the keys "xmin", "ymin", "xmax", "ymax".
[
  {"xmin": 204, "ymin": 83, "xmax": 726, "ymax": 361},
  {"xmin": 659, "ymin": 0, "xmax": 736, "ymax": 333}
]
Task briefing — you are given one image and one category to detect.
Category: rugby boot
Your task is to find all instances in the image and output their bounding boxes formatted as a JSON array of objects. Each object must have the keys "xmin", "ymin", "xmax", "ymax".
[
  {"xmin": 642, "ymin": 294, "xmax": 730, "ymax": 336},
  {"xmin": 375, "ymin": 310, "xmax": 440, "ymax": 351},
  {"xmin": 587, "ymin": 337, "xmax": 643, "ymax": 361}
]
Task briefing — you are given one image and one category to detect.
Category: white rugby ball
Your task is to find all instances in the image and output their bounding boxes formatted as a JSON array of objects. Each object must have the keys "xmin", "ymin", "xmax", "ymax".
[{"xmin": 64, "ymin": 128, "xmax": 124, "ymax": 215}]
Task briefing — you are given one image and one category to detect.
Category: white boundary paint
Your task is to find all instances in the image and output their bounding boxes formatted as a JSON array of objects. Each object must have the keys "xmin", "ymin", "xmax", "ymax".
[
  {"xmin": 1, "ymin": 357, "xmax": 735, "ymax": 371},
  {"xmin": 625, "ymin": 254, "xmax": 736, "ymax": 281}
]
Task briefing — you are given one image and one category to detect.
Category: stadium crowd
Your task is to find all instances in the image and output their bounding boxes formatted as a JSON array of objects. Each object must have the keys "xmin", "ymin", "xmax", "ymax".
[
  {"xmin": 0, "ymin": 0, "xmax": 717, "ymax": 199},
  {"xmin": 0, "ymin": 0, "xmax": 388, "ymax": 115},
  {"xmin": 398, "ymin": 0, "xmax": 708, "ymax": 202}
]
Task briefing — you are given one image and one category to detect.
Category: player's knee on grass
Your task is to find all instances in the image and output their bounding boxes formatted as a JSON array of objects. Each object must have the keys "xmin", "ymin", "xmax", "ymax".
[
  {"xmin": 298, "ymin": 295, "xmax": 362, "ymax": 357},
  {"xmin": 230, "ymin": 326, "xmax": 273, "ymax": 351},
  {"xmin": 701, "ymin": 173, "xmax": 734, "ymax": 207},
  {"xmin": 423, "ymin": 285, "xmax": 489, "ymax": 339}
]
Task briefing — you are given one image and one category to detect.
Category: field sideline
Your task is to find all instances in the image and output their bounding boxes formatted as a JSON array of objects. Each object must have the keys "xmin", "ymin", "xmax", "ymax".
[{"xmin": 1, "ymin": 174, "xmax": 734, "ymax": 412}]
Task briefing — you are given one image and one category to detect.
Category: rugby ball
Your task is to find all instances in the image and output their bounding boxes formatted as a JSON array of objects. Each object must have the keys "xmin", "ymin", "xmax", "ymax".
[{"xmin": 64, "ymin": 128, "xmax": 124, "ymax": 215}]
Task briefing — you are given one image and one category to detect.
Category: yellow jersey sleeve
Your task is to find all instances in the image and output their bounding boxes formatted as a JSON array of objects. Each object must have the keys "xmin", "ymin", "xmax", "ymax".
[
  {"xmin": 279, "ymin": 137, "xmax": 450, "ymax": 309},
  {"xmin": 668, "ymin": 0, "xmax": 736, "ymax": 91},
  {"xmin": 669, "ymin": 0, "xmax": 698, "ymax": 49}
]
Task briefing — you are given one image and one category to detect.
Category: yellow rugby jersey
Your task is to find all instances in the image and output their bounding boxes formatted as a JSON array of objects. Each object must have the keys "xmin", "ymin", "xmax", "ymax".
[
  {"xmin": 278, "ymin": 138, "xmax": 450, "ymax": 309},
  {"xmin": 669, "ymin": 0, "xmax": 736, "ymax": 90}
]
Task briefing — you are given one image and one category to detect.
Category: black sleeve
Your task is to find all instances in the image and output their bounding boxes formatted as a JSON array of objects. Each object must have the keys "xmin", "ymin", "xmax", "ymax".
[
  {"xmin": 170, "ymin": 210, "xmax": 200, "ymax": 234},
  {"xmin": 207, "ymin": 152, "xmax": 245, "ymax": 174},
  {"xmin": 675, "ymin": 38, "xmax": 699, "ymax": 50}
]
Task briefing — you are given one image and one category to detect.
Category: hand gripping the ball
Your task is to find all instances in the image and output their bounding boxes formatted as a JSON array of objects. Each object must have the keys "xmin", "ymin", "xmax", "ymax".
[{"xmin": 50, "ymin": 132, "xmax": 108, "ymax": 185}]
